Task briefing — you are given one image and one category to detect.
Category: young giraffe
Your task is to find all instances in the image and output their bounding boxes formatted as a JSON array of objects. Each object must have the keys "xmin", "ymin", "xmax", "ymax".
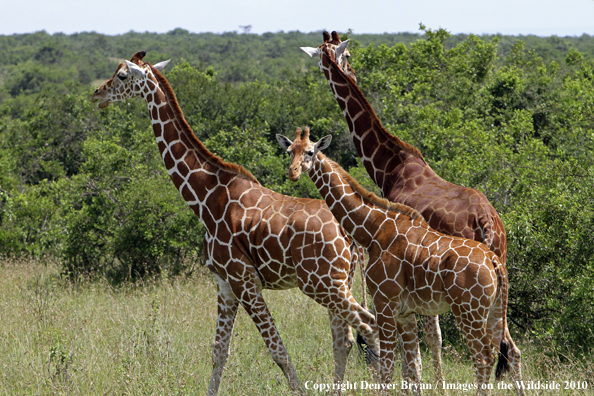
[
  {"xmin": 277, "ymin": 128, "xmax": 525, "ymax": 396},
  {"xmin": 92, "ymin": 52, "xmax": 380, "ymax": 395},
  {"xmin": 301, "ymin": 31, "xmax": 508, "ymax": 380}
]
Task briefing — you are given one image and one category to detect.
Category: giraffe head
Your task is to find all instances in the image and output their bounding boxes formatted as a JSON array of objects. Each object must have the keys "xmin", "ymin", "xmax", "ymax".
[
  {"xmin": 300, "ymin": 31, "xmax": 357, "ymax": 83},
  {"xmin": 276, "ymin": 127, "xmax": 332, "ymax": 181},
  {"xmin": 92, "ymin": 51, "xmax": 170, "ymax": 108}
]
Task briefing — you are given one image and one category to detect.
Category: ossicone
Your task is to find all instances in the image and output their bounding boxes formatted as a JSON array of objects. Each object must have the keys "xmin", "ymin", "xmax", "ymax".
[{"xmin": 130, "ymin": 51, "xmax": 147, "ymax": 64}]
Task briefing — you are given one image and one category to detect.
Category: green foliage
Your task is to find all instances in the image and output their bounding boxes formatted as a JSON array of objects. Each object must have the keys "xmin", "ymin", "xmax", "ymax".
[
  {"xmin": 1, "ymin": 29, "xmax": 593, "ymax": 354},
  {"xmin": 59, "ymin": 121, "xmax": 204, "ymax": 282}
]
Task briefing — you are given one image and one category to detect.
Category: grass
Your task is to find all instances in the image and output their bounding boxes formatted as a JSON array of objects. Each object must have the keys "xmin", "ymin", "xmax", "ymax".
[{"xmin": 0, "ymin": 258, "xmax": 592, "ymax": 395}]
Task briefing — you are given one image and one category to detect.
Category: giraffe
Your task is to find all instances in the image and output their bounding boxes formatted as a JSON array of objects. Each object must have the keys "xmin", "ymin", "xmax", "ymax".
[
  {"xmin": 91, "ymin": 52, "xmax": 380, "ymax": 395},
  {"xmin": 301, "ymin": 31, "xmax": 508, "ymax": 381},
  {"xmin": 276, "ymin": 128, "xmax": 525, "ymax": 396}
]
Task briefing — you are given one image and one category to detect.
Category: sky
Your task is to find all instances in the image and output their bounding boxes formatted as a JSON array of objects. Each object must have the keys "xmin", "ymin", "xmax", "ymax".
[{"xmin": 2, "ymin": 0, "xmax": 594, "ymax": 37}]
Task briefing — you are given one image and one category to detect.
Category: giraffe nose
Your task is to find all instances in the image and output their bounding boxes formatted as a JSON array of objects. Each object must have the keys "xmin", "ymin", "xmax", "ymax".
[{"xmin": 94, "ymin": 89, "xmax": 100, "ymax": 95}]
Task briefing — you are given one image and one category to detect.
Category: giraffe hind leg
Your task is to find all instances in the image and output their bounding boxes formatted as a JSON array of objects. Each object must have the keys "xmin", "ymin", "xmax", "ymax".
[
  {"xmin": 498, "ymin": 329, "xmax": 526, "ymax": 396},
  {"xmin": 299, "ymin": 276, "xmax": 380, "ymax": 374},
  {"xmin": 209, "ymin": 275, "xmax": 240, "ymax": 396}
]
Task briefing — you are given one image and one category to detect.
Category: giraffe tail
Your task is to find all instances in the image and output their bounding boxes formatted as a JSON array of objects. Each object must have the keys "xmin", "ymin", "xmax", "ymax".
[
  {"xmin": 494, "ymin": 257, "xmax": 510, "ymax": 380},
  {"xmin": 477, "ymin": 202, "xmax": 495, "ymax": 249},
  {"xmin": 496, "ymin": 340, "xmax": 509, "ymax": 380},
  {"xmin": 356, "ymin": 332, "xmax": 379, "ymax": 365}
]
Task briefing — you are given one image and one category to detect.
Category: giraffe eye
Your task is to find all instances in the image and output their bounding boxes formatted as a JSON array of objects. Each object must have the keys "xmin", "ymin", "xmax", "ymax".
[
  {"xmin": 306, "ymin": 151, "xmax": 314, "ymax": 156},
  {"xmin": 117, "ymin": 73, "xmax": 127, "ymax": 81}
]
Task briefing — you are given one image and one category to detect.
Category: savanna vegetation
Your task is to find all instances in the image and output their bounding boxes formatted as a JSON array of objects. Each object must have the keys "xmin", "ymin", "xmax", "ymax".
[
  {"xmin": 1, "ymin": 26, "xmax": 593, "ymax": 392},
  {"xmin": 1, "ymin": 259, "xmax": 591, "ymax": 395}
]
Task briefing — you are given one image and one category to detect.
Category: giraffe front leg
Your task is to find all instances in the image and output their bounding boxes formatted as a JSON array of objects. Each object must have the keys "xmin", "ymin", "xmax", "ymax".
[
  {"xmin": 398, "ymin": 313, "xmax": 423, "ymax": 396},
  {"xmin": 232, "ymin": 264, "xmax": 305, "ymax": 395},
  {"xmin": 373, "ymin": 297, "xmax": 398, "ymax": 394},
  {"xmin": 328, "ymin": 309, "xmax": 354, "ymax": 391},
  {"xmin": 424, "ymin": 315, "xmax": 444, "ymax": 383},
  {"xmin": 208, "ymin": 276, "xmax": 240, "ymax": 396}
]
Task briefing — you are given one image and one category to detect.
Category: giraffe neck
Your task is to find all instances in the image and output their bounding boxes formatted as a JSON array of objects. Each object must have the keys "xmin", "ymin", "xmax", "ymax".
[
  {"xmin": 319, "ymin": 51, "xmax": 429, "ymax": 197},
  {"xmin": 307, "ymin": 153, "xmax": 424, "ymax": 249},
  {"xmin": 140, "ymin": 66, "xmax": 258, "ymax": 220}
]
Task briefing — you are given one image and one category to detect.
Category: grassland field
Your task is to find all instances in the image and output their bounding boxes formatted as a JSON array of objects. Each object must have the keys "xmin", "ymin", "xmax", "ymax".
[{"xmin": 0, "ymin": 259, "xmax": 592, "ymax": 395}]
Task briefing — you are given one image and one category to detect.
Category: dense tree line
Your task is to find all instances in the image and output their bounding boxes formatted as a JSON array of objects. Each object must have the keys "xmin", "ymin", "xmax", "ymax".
[{"xmin": 0, "ymin": 28, "xmax": 593, "ymax": 355}]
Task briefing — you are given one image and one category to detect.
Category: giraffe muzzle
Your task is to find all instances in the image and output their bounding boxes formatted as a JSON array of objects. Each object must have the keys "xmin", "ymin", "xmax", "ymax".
[
  {"xmin": 288, "ymin": 169, "xmax": 301, "ymax": 181},
  {"xmin": 91, "ymin": 90, "xmax": 110, "ymax": 108}
]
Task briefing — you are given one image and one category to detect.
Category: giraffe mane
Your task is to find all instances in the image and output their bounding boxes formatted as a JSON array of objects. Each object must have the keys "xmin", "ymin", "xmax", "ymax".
[
  {"xmin": 322, "ymin": 154, "xmax": 426, "ymax": 224},
  {"xmin": 149, "ymin": 64, "xmax": 260, "ymax": 184},
  {"xmin": 320, "ymin": 47, "xmax": 426, "ymax": 162}
]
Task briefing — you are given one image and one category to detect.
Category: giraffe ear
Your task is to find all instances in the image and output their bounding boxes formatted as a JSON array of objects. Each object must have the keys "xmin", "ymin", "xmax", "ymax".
[
  {"xmin": 125, "ymin": 60, "xmax": 146, "ymax": 78},
  {"xmin": 276, "ymin": 134, "xmax": 293, "ymax": 150},
  {"xmin": 153, "ymin": 59, "xmax": 171, "ymax": 72},
  {"xmin": 335, "ymin": 40, "xmax": 350, "ymax": 59},
  {"xmin": 314, "ymin": 135, "xmax": 332, "ymax": 152},
  {"xmin": 300, "ymin": 46, "xmax": 320, "ymax": 57}
]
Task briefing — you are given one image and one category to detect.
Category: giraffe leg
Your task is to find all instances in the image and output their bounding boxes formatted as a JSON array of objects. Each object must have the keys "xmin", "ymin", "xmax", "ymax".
[
  {"xmin": 208, "ymin": 275, "xmax": 240, "ymax": 396},
  {"xmin": 452, "ymin": 305, "xmax": 494, "ymax": 396},
  {"xmin": 398, "ymin": 313, "xmax": 423, "ymax": 396},
  {"xmin": 296, "ymin": 272, "xmax": 380, "ymax": 373},
  {"xmin": 504, "ymin": 332, "xmax": 525, "ymax": 396},
  {"xmin": 487, "ymin": 316, "xmax": 525, "ymax": 396},
  {"xmin": 485, "ymin": 277, "xmax": 525, "ymax": 396},
  {"xmin": 424, "ymin": 315, "xmax": 444, "ymax": 383},
  {"xmin": 372, "ymin": 296, "xmax": 398, "ymax": 389},
  {"xmin": 328, "ymin": 309, "xmax": 354, "ymax": 386},
  {"xmin": 230, "ymin": 261, "xmax": 305, "ymax": 394}
]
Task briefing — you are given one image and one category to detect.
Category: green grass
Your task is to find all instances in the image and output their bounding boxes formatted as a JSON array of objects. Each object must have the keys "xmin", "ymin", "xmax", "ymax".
[{"xmin": 0, "ymin": 259, "xmax": 592, "ymax": 395}]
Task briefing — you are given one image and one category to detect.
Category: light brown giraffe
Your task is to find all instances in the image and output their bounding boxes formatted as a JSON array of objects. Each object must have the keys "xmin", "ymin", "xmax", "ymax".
[
  {"xmin": 301, "ymin": 31, "xmax": 508, "ymax": 380},
  {"xmin": 91, "ymin": 52, "xmax": 380, "ymax": 395},
  {"xmin": 277, "ymin": 128, "xmax": 525, "ymax": 395}
]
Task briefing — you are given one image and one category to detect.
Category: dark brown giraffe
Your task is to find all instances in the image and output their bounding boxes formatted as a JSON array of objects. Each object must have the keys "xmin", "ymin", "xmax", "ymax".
[
  {"xmin": 301, "ymin": 31, "xmax": 506, "ymax": 260},
  {"xmin": 92, "ymin": 52, "xmax": 379, "ymax": 395},
  {"xmin": 301, "ymin": 31, "xmax": 508, "ymax": 380},
  {"xmin": 277, "ymin": 129, "xmax": 525, "ymax": 395}
]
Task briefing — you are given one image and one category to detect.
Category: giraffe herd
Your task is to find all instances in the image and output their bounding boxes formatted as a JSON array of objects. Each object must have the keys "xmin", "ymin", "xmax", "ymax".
[{"xmin": 93, "ymin": 30, "xmax": 526, "ymax": 395}]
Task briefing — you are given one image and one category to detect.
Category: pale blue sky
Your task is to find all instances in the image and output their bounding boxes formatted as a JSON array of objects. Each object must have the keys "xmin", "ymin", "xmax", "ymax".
[{"xmin": 3, "ymin": 0, "xmax": 594, "ymax": 37}]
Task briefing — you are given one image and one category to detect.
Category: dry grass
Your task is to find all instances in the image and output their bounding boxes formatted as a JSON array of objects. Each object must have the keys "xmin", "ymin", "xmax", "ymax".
[{"xmin": 0, "ymin": 258, "xmax": 591, "ymax": 395}]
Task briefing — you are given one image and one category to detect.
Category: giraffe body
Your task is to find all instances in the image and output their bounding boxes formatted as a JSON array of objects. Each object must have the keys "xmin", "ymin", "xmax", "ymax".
[
  {"xmin": 277, "ymin": 130, "xmax": 525, "ymax": 396},
  {"xmin": 302, "ymin": 32, "xmax": 508, "ymax": 381},
  {"xmin": 92, "ymin": 52, "xmax": 379, "ymax": 395}
]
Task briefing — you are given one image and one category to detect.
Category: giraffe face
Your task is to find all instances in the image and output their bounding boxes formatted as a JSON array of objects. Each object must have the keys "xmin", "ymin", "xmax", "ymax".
[
  {"xmin": 92, "ymin": 62, "xmax": 149, "ymax": 108},
  {"xmin": 300, "ymin": 31, "xmax": 357, "ymax": 83},
  {"xmin": 276, "ymin": 128, "xmax": 332, "ymax": 181},
  {"xmin": 92, "ymin": 51, "xmax": 170, "ymax": 108}
]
